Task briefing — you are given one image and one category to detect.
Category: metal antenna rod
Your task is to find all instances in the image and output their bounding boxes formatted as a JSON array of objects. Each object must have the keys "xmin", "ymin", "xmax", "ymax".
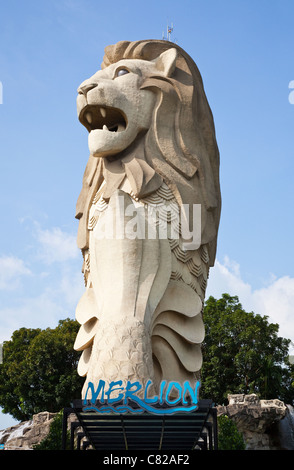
[
  {"xmin": 162, "ymin": 21, "xmax": 174, "ymax": 41},
  {"xmin": 167, "ymin": 22, "xmax": 173, "ymax": 41}
]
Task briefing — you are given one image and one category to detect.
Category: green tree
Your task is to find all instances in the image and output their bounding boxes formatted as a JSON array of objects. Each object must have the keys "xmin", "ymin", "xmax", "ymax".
[
  {"xmin": 33, "ymin": 411, "xmax": 69, "ymax": 450},
  {"xmin": 218, "ymin": 415, "xmax": 245, "ymax": 450},
  {"xmin": 0, "ymin": 319, "xmax": 83, "ymax": 421},
  {"xmin": 201, "ymin": 294, "xmax": 294, "ymax": 405}
]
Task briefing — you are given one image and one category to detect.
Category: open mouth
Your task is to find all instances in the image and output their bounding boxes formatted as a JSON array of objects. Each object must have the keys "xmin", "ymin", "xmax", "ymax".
[{"xmin": 80, "ymin": 105, "xmax": 127, "ymax": 133}]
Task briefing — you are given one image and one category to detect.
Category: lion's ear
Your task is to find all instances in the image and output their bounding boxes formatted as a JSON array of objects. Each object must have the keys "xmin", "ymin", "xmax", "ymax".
[{"xmin": 154, "ymin": 48, "xmax": 178, "ymax": 77}]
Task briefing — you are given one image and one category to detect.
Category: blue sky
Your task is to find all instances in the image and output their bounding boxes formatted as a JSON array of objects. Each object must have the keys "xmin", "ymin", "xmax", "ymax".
[{"xmin": 0, "ymin": 0, "xmax": 294, "ymax": 428}]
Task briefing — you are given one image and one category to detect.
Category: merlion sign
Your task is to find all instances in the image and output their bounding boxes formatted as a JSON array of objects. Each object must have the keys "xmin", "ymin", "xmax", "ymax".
[
  {"xmin": 74, "ymin": 39, "xmax": 221, "ymax": 405},
  {"xmin": 83, "ymin": 379, "xmax": 201, "ymax": 415}
]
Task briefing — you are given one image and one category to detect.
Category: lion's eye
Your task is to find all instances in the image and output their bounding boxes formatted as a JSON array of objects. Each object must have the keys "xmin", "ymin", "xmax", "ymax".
[{"xmin": 116, "ymin": 68, "xmax": 129, "ymax": 77}]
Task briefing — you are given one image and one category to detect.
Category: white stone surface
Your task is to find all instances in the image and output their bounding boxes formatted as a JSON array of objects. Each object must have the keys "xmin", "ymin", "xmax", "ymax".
[{"xmin": 74, "ymin": 40, "xmax": 221, "ymax": 397}]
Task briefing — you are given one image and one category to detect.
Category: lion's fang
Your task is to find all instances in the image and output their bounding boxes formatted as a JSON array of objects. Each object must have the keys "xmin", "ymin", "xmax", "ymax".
[
  {"xmin": 103, "ymin": 124, "xmax": 109, "ymax": 131},
  {"xmin": 100, "ymin": 107, "xmax": 106, "ymax": 118},
  {"xmin": 85, "ymin": 112, "xmax": 92, "ymax": 124}
]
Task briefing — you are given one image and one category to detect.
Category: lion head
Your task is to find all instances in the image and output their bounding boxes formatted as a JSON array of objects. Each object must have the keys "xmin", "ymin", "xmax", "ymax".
[{"xmin": 76, "ymin": 39, "xmax": 221, "ymax": 266}]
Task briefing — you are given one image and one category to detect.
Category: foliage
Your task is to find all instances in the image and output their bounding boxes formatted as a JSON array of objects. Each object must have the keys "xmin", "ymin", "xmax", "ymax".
[
  {"xmin": 33, "ymin": 410, "xmax": 69, "ymax": 450},
  {"xmin": 201, "ymin": 294, "xmax": 294, "ymax": 405},
  {"xmin": 0, "ymin": 319, "xmax": 83, "ymax": 421},
  {"xmin": 217, "ymin": 415, "xmax": 246, "ymax": 450}
]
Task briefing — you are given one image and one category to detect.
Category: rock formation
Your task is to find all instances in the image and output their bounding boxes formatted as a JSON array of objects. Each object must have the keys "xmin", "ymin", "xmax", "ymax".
[
  {"xmin": 0, "ymin": 412, "xmax": 57, "ymax": 450},
  {"xmin": 217, "ymin": 394, "xmax": 293, "ymax": 450}
]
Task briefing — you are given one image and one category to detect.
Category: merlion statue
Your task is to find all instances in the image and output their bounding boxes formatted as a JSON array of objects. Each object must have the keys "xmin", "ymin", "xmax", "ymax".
[{"xmin": 73, "ymin": 40, "xmax": 221, "ymax": 399}]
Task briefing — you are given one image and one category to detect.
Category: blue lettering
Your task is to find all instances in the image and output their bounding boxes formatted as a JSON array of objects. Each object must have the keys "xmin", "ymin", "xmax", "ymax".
[
  {"xmin": 182, "ymin": 380, "xmax": 200, "ymax": 405},
  {"xmin": 165, "ymin": 382, "xmax": 182, "ymax": 405},
  {"xmin": 83, "ymin": 380, "xmax": 106, "ymax": 405},
  {"xmin": 105, "ymin": 380, "xmax": 124, "ymax": 404},
  {"xmin": 143, "ymin": 380, "xmax": 158, "ymax": 404},
  {"xmin": 124, "ymin": 380, "xmax": 145, "ymax": 407},
  {"xmin": 82, "ymin": 379, "xmax": 201, "ymax": 415},
  {"xmin": 159, "ymin": 380, "xmax": 166, "ymax": 404}
]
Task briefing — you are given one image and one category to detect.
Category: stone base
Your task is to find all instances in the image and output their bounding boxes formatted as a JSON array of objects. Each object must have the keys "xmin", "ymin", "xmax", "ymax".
[{"xmin": 217, "ymin": 394, "xmax": 289, "ymax": 450}]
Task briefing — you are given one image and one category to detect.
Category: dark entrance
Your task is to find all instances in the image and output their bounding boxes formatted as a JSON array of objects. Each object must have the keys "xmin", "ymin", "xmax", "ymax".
[{"xmin": 62, "ymin": 399, "xmax": 218, "ymax": 450}]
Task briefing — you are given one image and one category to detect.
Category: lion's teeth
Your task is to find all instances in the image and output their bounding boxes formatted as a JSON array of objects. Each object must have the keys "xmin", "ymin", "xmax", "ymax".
[
  {"xmin": 100, "ymin": 107, "xmax": 106, "ymax": 118},
  {"xmin": 85, "ymin": 112, "xmax": 92, "ymax": 124},
  {"xmin": 117, "ymin": 123, "xmax": 125, "ymax": 132},
  {"xmin": 103, "ymin": 124, "xmax": 108, "ymax": 131}
]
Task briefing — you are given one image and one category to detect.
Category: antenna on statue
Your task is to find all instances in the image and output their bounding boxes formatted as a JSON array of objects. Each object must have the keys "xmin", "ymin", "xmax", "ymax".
[
  {"xmin": 162, "ymin": 21, "xmax": 177, "ymax": 43},
  {"xmin": 167, "ymin": 22, "xmax": 173, "ymax": 41}
]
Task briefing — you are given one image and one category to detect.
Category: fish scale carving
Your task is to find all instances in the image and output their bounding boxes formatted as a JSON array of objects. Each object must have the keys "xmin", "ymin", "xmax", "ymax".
[{"xmin": 76, "ymin": 181, "xmax": 209, "ymax": 394}]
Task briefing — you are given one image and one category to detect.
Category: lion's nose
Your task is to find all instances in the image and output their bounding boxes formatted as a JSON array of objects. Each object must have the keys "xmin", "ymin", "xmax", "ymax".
[{"xmin": 78, "ymin": 82, "xmax": 98, "ymax": 96}]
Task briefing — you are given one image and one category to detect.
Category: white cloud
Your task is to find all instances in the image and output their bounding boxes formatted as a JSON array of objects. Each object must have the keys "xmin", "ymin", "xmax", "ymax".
[
  {"xmin": 207, "ymin": 257, "xmax": 294, "ymax": 352},
  {"xmin": 59, "ymin": 269, "xmax": 84, "ymax": 308},
  {"xmin": 0, "ymin": 256, "xmax": 31, "ymax": 290},
  {"xmin": 207, "ymin": 256, "xmax": 252, "ymax": 302},
  {"xmin": 252, "ymin": 276, "xmax": 294, "ymax": 346},
  {"xmin": 35, "ymin": 225, "xmax": 79, "ymax": 264},
  {"xmin": 0, "ymin": 269, "xmax": 84, "ymax": 344},
  {"xmin": 0, "ymin": 290, "xmax": 65, "ymax": 343},
  {"xmin": 0, "ymin": 222, "xmax": 84, "ymax": 343}
]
